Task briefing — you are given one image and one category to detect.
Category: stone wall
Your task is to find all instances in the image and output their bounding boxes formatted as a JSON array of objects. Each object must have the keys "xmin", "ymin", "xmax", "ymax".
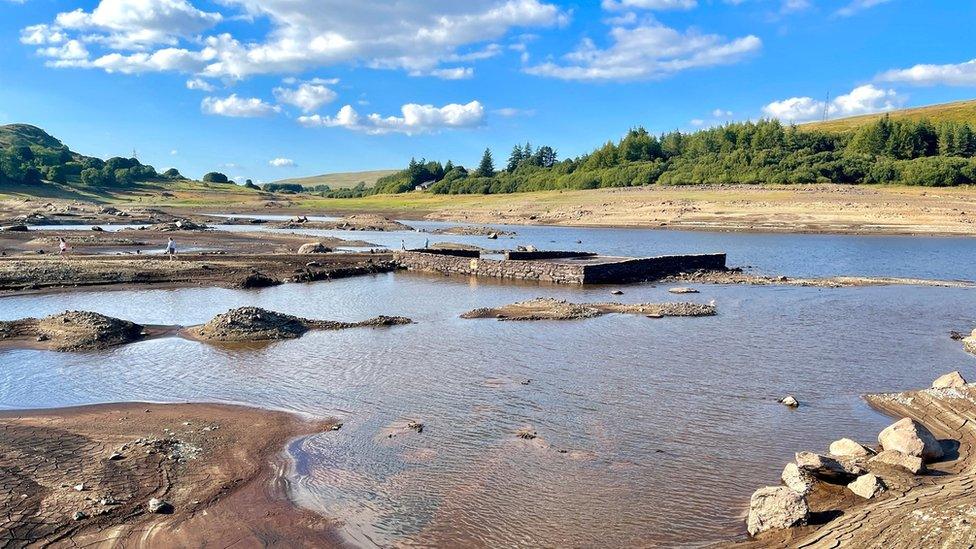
[
  {"xmin": 581, "ymin": 253, "xmax": 727, "ymax": 284},
  {"xmin": 504, "ymin": 250, "xmax": 597, "ymax": 261},
  {"xmin": 394, "ymin": 251, "xmax": 586, "ymax": 284},
  {"xmin": 407, "ymin": 248, "xmax": 480, "ymax": 258}
]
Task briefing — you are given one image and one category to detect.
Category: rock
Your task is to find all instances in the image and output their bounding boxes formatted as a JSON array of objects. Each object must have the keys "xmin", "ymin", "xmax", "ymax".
[
  {"xmin": 147, "ymin": 498, "xmax": 173, "ymax": 514},
  {"xmin": 91, "ymin": 226, "xmax": 104, "ymax": 232},
  {"xmin": 610, "ymin": 290, "xmax": 623, "ymax": 295},
  {"xmin": 108, "ymin": 452, "xmax": 123, "ymax": 460},
  {"xmin": 746, "ymin": 486, "xmax": 809, "ymax": 536},
  {"xmin": 848, "ymin": 473, "xmax": 886, "ymax": 499},
  {"xmin": 191, "ymin": 307, "xmax": 411, "ymax": 342},
  {"xmin": 668, "ymin": 287, "xmax": 699, "ymax": 294},
  {"xmin": 932, "ymin": 371, "xmax": 967, "ymax": 389},
  {"xmin": 298, "ymin": 242, "xmax": 332, "ymax": 254},
  {"xmin": 487, "ymin": 232, "xmax": 498, "ymax": 239},
  {"xmin": 100, "ymin": 495, "xmax": 118, "ymax": 506},
  {"xmin": 828, "ymin": 438, "xmax": 873, "ymax": 457},
  {"xmin": 795, "ymin": 451, "xmax": 864, "ymax": 481},
  {"xmin": 878, "ymin": 417, "xmax": 943, "ymax": 462},
  {"xmin": 965, "ymin": 330, "xmax": 976, "ymax": 355},
  {"xmin": 74, "ymin": 483, "xmax": 86, "ymax": 491},
  {"xmin": 781, "ymin": 462, "xmax": 815, "ymax": 495},
  {"xmin": 516, "ymin": 428, "xmax": 537, "ymax": 440},
  {"xmin": 1, "ymin": 224, "xmax": 29, "ymax": 232},
  {"xmin": 869, "ymin": 449, "xmax": 925, "ymax": 474},
  {"xmin": 407, "ymin": 421, "xmax": 424, "ymax": 433},
  {"xmin": 72, "ymin": 511, "xmax": 88, "ymax": 521},
  {"xmin": 779, "ymin": 395, "xmax": 799, "ymax": 408},
  {"xmin": 238, "ymin": 271, "xmax": 281, "ymax": 289}
]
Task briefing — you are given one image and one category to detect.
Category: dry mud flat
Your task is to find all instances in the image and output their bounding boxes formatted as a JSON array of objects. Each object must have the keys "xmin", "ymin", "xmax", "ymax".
[
  {"xmin": 0, "ymin": 402, "xmax": 341, "ymax": 548},
  {"xmin": 460, "ymin": 297, "xmax": 716, "ymax": 321}
]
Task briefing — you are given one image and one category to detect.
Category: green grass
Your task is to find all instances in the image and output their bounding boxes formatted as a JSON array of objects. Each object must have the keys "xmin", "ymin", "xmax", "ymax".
[
  {"xmin": 269, "ymin": 169, "xmax": 398, "ymax": 189},
  {"xmin": 801, "ymin": 99, "xmax": 976, "ymax": 132}
]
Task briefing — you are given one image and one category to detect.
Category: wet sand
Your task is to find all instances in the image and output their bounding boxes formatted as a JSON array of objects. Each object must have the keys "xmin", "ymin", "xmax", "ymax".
[{"xmin": 0, "ymin": 402, "xmax": 342, "ymax": 548}]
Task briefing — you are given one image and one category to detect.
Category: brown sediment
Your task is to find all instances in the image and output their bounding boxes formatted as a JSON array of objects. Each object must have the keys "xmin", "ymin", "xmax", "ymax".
[
  {"xmin": 186, "ymin": 306, "xmax": 412, "ymax": 342},
  {"xmin": 0, "ymin": 311, "xmax": 176, "ymax": 352},
  {"xmin": 666, "ymin": 269, "xmax": 976, "ymax": 289},
  {"xmin": 0, "ymin": 401, "xmax": 342, "ymax": 548},
  {"xmin": 730, "ymin": 385, "xmax": 976, "ymax": 548},
  {"xmin": 266, "ymin": 214, "xmax": 413, "ymax": 232},
  {"xmin": 460, "ymin": 297, "xmax": 716, "ymax": 321},
  {"xmin": 427, "ymin": 226, "xmax": 516, "ymax": 237}
]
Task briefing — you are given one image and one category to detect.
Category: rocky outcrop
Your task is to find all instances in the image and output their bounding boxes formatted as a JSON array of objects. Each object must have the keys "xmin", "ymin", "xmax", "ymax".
[
  {"xmin": 847, "ymin": 473, "xmax": 885, "ymax": 499},
  {"xmin": 297, "ymin": 242, "xmax": 332, "ymax": 254},
  {"xmin": 746, "ymin": 486, "xmax": 809, "ymax": 536},
  {"xmin": 460, "ymin": 297, "xmax": 717, "ymax": 321},
  {"xmin": 0, "ymin": 311, "xmax": 145, "ymax": 351},
  {"xmin": 828, "ymin": 438, "xmax": 874, "ymax": 457},
  {"xmin": 868, "ymin": 449, "xmax": 924, "ymax": 474},
  {"xmin": 878, "ymin": 417, "xmax": 943, "ymax": 462},
  {"xmin": 933, "ymin": 371, "xmax": 967, "ymax": 389},
  {"xmin": 190, "ymin": 307, "xmax": 411, "ymax": 342},
  {"xmin": 781, "ymin": 462, "xmax": 814, "ymax": 495},
  {"xmin": 795, "ymin": 451, "xmax": 864, "ymax": 481},
  {"xmin": 238, "ymin": 271, "xmax": 282, "ymax": 289}
]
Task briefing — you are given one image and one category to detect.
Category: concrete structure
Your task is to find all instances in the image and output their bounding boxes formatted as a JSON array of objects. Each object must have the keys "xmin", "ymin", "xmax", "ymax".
[{"xmin": 393, "ymin": 249, "xmax": 726, "ymax": 285}]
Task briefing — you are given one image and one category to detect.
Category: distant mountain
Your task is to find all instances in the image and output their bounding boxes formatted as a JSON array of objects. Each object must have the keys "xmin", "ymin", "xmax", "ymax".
[
  {"xmin": 802, "ymin": 99, "xmax": 976, "ymax": 132},
  {"xmin": 270, "ymin": 169, "xmax": 397, "ymax": 190}
]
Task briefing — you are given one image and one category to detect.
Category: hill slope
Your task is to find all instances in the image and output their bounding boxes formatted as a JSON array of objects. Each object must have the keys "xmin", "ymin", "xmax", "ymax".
[
  {"xmin": 802, "ymin": 99, "xmax": 976, "ymax": 132},
  {"xmin": 0, "ymin": 123, "xmax": 74, "ymax": 151},
  {"xmin": 271, "ymin": 169, "xmax": 397, "ymax": 189}
]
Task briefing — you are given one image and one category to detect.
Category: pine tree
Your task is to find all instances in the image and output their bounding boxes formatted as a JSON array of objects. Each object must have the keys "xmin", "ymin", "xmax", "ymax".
[
  {"xmin": 476, "ymin": 148, "xmax": 496, "ymax": 177},
  {"xmin": 444, "ymin": 160, "xmax": 455, "ymax": 172},
  {"xmin": 507, "ymin": 145, "xmax": 524, "ymax": 172}
]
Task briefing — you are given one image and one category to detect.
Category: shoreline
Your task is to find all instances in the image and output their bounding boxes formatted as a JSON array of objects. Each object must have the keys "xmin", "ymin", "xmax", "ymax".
[{"xmin": 0, "ymin": 401, "xmax": 343, "ymax": 547}]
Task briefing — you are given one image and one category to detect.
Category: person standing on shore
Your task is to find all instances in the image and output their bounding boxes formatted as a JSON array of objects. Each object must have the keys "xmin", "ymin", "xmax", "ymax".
[
  {"xmin": 58, "ymin": 236, "xmax": 69, "ymax": 258},
  {"xmin": 165, "ymin": 237, "xmax": 177, "ymax": 260}
]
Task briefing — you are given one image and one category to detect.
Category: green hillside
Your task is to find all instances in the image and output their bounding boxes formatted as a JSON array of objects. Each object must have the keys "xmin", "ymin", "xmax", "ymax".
[
  {"xmin": 271, "ymin": 169, "xmax": 397, "ymax": 190},
  {"xmin": 802, "ymin": 99, "xmax": 976, "ymax": 133}
]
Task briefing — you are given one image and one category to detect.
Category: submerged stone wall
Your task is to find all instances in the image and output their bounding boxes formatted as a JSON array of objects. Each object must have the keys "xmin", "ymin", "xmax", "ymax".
[
  {"xmin": 504, "ymin": 250, "xmax": 597, "ymax": 261},
  {"xmin": 394, "ymin": 251, "xmax": 586, "ymax": 284},
  {"xmin": 581, "ymin": 253, "xmax": 727, "ymax": 284}
]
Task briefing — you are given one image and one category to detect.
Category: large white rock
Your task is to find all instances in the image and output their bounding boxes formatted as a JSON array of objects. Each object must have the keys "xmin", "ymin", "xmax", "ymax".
[
  {"xmin": 965, "ymin": 330, "xmax": 976, "ymax": 355},
  {"xmin": 868, "ymin": 449, "xmax": 925, "ymax": 474},
  {"xmin": 298, "ymin": 242, "xmax": 332, "ymax": 254},
  {"xmin": 828, "ymin": 438, "xmax": 873, "ymax": 457},
  {"xmin": 795, "ymin": 451, "xmax": 864, "ymax": 480},
  {"xmin": 848, "ymin": 473, "xmax": 886, "ymax": 499},
  {"xmin": 781, "ymin": 462, "xmax": 815, "ymax": 495},
  {"xmin": 932, "ymin": 371, "xmax": 967, "ymax": 389},
  {"xmin": 746, "ymin": 486, "xmax": 809, "ymax": 536},
  {"xmin": 878, "ymin": 417, "xmax": 943, "ymax": 462}
]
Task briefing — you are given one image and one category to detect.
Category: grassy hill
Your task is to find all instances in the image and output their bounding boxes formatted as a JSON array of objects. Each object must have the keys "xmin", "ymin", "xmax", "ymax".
[
  {"xmin": 0, "ymin": 123, "xmax": 76, "ymax": 151},
  {"xmin": 270, "ymin": 169, "xmax": 397, "ymax": 190},
  {"xmin": 802, "ymin": 99, "xmax": 976, "ymax": 132}
]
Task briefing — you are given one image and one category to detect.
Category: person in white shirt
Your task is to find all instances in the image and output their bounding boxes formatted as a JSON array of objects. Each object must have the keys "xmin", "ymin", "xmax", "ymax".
[{"xmin": 165, "ymin": 237, "xmax": 177, "ymax": 260}]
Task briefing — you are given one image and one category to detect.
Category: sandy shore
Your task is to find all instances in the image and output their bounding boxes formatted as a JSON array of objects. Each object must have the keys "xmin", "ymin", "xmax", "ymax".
[{"xmin": 0, "ymin": 402, "xmax": 343, "ymax": 548}]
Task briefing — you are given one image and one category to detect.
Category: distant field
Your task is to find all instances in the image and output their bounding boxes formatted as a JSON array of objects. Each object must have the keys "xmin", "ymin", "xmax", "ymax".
[
  {"xmin": 270, "ymin": 169, "xmax": 397, "ymax": 189},
  {"xmin": 802, "ymin": 99, "xmax": 976, "ymax": 132}
]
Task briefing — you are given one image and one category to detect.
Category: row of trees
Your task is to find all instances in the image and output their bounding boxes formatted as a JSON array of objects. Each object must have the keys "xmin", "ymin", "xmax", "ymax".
[{"xmin": 366, "ymin": 116, "xmax": 976, "ymax": 195}]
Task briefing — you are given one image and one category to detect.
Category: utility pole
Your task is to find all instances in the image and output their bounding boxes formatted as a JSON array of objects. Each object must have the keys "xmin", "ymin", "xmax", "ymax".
[
  {"xmin": 132, "ymin": 148, "xmax": 138, "ymax": 161},
  {"xmin": 822, "ymin": 92, "xmax": 830, "ymax": 122}
]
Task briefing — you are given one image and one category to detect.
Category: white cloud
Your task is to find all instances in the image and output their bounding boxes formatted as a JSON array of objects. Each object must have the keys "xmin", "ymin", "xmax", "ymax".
[
  {"xmin": 273, "ymin": 81, "xmax": 338, "ymax": 112},
  {"xmin": 493, "ymin": 107, "xmax": 536, "ymax": 117},
  {"xmin": 201, "ymin": 94, "xmax": 280, "ymax": 117},
  {"xmin": 762, "ymin": 84, "xmax": 902, "ymax": 122},
  {"xmin": 601, "ymin": 0, "xmax": 697, "ymax": 11},
  {"xmin": 690, "ymin": 118, "xmax": 705, "ymax": 126},
  {"xmin": 20, "ymin": 24, "xmax": 66, "ymax": 45},
  {"xmin": 298, "ymin": 100, "xmax": 485, "ymax": 135},
  {"xmin": 712, "ymin": 108, "xmax": 733, "ymax": 117},
  {"xmin": 186, "ymin": 77, "xmax": 216, "ymax": 91},
  {"xmin": 525, "ymin": 21, "xmax": 761, "ymax": 81},
  {"xmin": 878, "ymin": 59, "xmax": 976, "ymax": 87},
  {"xmin": 423, "ymin": 67, "xmax": 475, "ymax": 80},
  {"xmin": 170, "ymin": 149, "xmax": 179, "ymax": 155},
  {"xmin": 835, "ymin": 0, "xmax": 892, "ymax": 17},
  {"xmin": 269, "ymin": 157, "xmax": 296, "ymax": 167},
  {"xmin": 780, "ymin": 0, "xmax": 811, "ymax": 13},
  {"xmin": 54, "ymin": 0, "xmax": 222, "ymax": 49}
]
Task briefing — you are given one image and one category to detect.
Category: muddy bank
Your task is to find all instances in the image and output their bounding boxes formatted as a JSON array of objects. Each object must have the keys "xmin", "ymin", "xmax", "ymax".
[
  {"xmin": 0, "ymin": 311, "xmax": 156, "ymax": 351},
  {"xmin": 0, "ymin": 402, "xmax": 341, "ymax": 547},
  {"xmin": 666, "ymin": 269, "xmax": 976, "ymax": 289},
  {"xmin": 187, "ymin": 306, "xmax": 411, "ymax": 342},
  {"xmin": 427, "ymin": 226, "xmax": 515, "ymax": 237},
  {"xmin": 730, "ymin": 377, "xmax": 976, "ymax": 548},
  {"xmin": 460, "ymin": 297, "xmax": 716, "ymax": 321},
  {"xmin": 266, "ymin": 214, "xmax": 413, "ymax": 232}
]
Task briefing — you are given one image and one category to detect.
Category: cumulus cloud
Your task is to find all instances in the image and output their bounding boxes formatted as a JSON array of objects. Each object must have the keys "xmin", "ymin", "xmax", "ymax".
[
  {"xmin": 269, "ymin": 157, "xmax": 296, "ymax": 167},
  {"xmin": 25, "ymin": 1, "xmax": 567, "ymax": 79},
  {"xmin": 273, "ymin": 81, "xmax": 338, "ymax": 112},
  {"xmin": 186, "ymin": 77, "xmax": 216, "ymax": 91},
  {"xmin": 493, "ymin": 107, "xmax": 536, "ymax": 117},
  {"xmin": 298, "ymin": 100, "xmax": 485, "ymax": 135},
  {"xmin": 201, "ymin": 94, "xmax": 280, "ymax": 117},
  {"xmin": 762, "ymin": 84, "xmax": 902, "ymax": 122},
  {"xmin": 422, "ymin": 67, "xmax": 475, "ymax": 80},
  {"xmin": 601, "ymin": 0, "xmax": 697, "ymax": 10},
  {"xmin": 878, "ymin": 59, "xmax": 976, "ymax": 87},
  {"xmin": 836, "ymin": 0, "xmax": 892, "ymax": 17},
  {"xmin": 524, "ymin": 21, "xmax": 761, "ymax": 81}
]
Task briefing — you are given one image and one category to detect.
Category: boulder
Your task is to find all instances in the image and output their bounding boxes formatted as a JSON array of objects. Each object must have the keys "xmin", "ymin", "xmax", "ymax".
[
  {"xmin": 965, "ymin": 330, "xmax": 976, "ymax": 355},
  {"xmin": 848, "ymin": 473, "xmax": 886, "ymax": 499},
  {"xmin": 795, "ymin": 451, "xmax": 864, "ymax": 481},
  {"xmin": 868, "ymin": 449, "xmax": 925, "ymax": 474},
  {"xmin": 238, "ymin": 271, "xmax": 281, "ymax": 289},
  {"xmin": 780, "ymin": 395, "xmax": 799, "ymax": 408},
  {"xmin": 147, "ymin": 498, "xmax": 173, "ymax": 514},
  {"xmin": 781, "ymin": 462, "xmax": 815, "ymax": 495},
  {"xmin": 828, "ymin": 438, "xmax": 873, "ymax": 457},
  {"xmin": 878, "ymin": 417, "xmax": 943, "ymax": 462},
  {"xmin": 932, "ymin": 371, "xmax": 967, "ymax": 389},
  {"xmin": 668, "ymin": 287, "xmax": 699, "ymax": 294},
  {"xmin": 746, "ymin": 486, "xmax": 809, "ymax": 536},
  {"xmin": 0, "ymin": 224, "xmax": 29, "ymax": 232},
  {"xmin": 298, "ymin": 242, "xmax": 332, "ymax": 254}
]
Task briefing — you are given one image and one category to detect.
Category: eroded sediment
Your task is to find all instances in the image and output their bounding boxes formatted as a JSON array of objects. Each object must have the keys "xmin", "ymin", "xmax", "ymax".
[
  {"xmin": 460, "ymin": 297, "xmax": 716, "ymax": 321},
  {"xmin": 0, "ymin": 402, "xmax": 341, "ymax": 548},
  {"xmin": 187, "ymin": 306, "xmax": 412, "ymax": 342},
  {"xmin": 0, "ymin": 311, "xmax": 151, "ymax": 351}
]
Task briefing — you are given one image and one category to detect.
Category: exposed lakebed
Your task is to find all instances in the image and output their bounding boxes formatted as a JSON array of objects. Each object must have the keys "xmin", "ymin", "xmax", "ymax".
[{"xmin": 1, "ymin": 219, "xmax": 974, "ymax": 546}]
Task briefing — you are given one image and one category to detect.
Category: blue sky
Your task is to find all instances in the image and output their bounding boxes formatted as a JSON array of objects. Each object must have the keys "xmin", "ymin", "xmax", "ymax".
[{"xmin": 1, "ymin": 0, "xmax": 974, "ymax": 183}]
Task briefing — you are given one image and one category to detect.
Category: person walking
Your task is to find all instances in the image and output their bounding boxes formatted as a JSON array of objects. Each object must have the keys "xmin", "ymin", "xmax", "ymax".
[
  {"xmin": 165, "ymin": 237, "xmax": 177, "ymax": 260},
  {"xmin": 58, "ymin": 236, "xmax": 69, "ymax": 258}
]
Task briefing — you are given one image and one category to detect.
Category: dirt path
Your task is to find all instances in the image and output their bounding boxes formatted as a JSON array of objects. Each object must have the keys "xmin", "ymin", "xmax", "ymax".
[
  {"xmin": 0, "ymin": 402, "xmax": 343, "ymax": 548},
  {"xmin": 740, "ymin": 385, "xmax": 976, "ymax": 548}
]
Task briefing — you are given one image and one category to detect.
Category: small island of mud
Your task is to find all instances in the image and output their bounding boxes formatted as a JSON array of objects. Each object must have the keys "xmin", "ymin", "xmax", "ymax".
[
  {"xmin": 0, "ymin": 311, "xmax": 157, "ymax": 351},
  {"xmin": 187, "ymin": 306, "xmax": 412, "ymax": 342},
  {"xmin": 461, "ymin": 297, "xmax": 716, "ymax": 321},
  {"xmin": 269, "ymin": 214, "xmax": 413, "ymax": 232},
  {"xmin": 428, "ymin": 226, "xmax": 516, "ymax": 237},
  {"xmin": 0, "ymin": 402, "xmax": 341, "ymax": 547}
]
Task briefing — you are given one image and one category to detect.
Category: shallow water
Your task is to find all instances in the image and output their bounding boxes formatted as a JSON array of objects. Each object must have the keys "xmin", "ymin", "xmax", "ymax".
[{"xmin": 2, "ymin": 222, "xmax": 975, "ymax": 546}]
